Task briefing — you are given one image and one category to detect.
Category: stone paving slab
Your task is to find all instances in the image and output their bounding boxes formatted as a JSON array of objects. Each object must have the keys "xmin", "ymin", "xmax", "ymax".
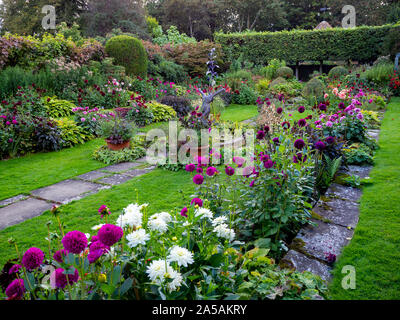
[
  {"xmin": 346, "ymin": 165, "xmax": 373, "ymax": 179},
  {"xmin": 124, "ymin": 168, "xmax": 154, "ymax": 177},
  {"xmin": 295, "ymin": 219, "xmax": 353, "ymax": 264},
  {"xmin": 325, "ymin": 184, "xmax": 363, "ymax": 203},
  {"xmin": 281, "ymin": 250, "xmax": 332, "ymax": 282},
  {"xmin": 76, "ymin": 170, "xmax": 110, "ymax": 182},
  {"xmin": 98, "ymin": 174, "xmax": 135, "ymax": 186},
  {"xmin": 0, "ymin": 195, "xmax": 29, "ymax": 208},
  {"xmin": 31, "ymin": 180, "xmax": 102, "ymax": 203},
  {"xmin": 101, "ymin": 162, "xmax": 142, "ymax": 173},
  {"xmin": 367, "ymin": 129, "xmax": 380, "ymax": 141},
  {"xmin": 0, "ymin": 198, "xmax": 54, "ymax": 230},
  {"xmin": 313, "ymin": 197, "xmax": 359, "ymax": 229}
]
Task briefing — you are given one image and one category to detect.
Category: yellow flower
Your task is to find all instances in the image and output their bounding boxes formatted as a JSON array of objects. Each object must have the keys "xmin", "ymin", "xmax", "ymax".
[
  {"xmin": 98, "ymin": 274, "xmax": 107, "ymax": 283},
  {"xmin": 172, "ymin": 236, "xmax": 177, "ymax": 241}
]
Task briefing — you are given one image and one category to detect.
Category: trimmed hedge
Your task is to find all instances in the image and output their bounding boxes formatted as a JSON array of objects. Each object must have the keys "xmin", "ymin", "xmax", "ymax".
[
  {"xmin": 215, "ymin": 25, "xmax": 400, "ymax": 65},
  {"xmin": 105, "ymin": 35, "xmax": 148, "ymax": 77}
]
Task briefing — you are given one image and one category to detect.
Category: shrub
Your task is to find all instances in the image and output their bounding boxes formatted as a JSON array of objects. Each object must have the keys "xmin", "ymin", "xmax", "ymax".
[
  {"xmin": 343, "ymin": 143, "xmax": 374, "ymax": 165},
  {"xmin": 147, "ymin": 101, "xmax": 177, "ymax": 122},
  {"xmin": 364, "ymin": 62, "xmax": 394, "ymax": 86},
  {"xmin": 275, "ymin": 66, "xmax": 293, "ymax": 79},
  {"xmin": 54, "ymin": 118, "xmax": 89, "ymax": 148},
  {"xmin": 302, "ymin": 78, "xmax": 325, "ymax": 99},
  {"xmin": 33, "ymin": 118, "xmax": 64, "ymax": 152},
  {"xmin": 328, "ymin": 66, "xmax": 348, "ymax": 79},
  {"xmin": 269, "ymin": 77, "xmax": 287, "ymax": 88},
  {"xmin": 100, "ymin": 117, "xmax": 136, "ymax": 144},
  {"xmin": 255, "ymin": 78, "xmax": 271, "ymax": 95},
  {"xmin": 232, "ymin": 84, "xmax": 258, "ymax": 105},
  {"xmin": 43, "ymin": 97, "xmax": 76, "ymax": 118},
  {"xmin": 260, "ymin": 59, "xmax": 286, "ymax": 80},
  {"xmin": 160, "ymin": 96, "xmax": 192, "ymax": 118},
  {"xmin": 105, "ymin": 35, "xmax": 148, "ymax": 77}
]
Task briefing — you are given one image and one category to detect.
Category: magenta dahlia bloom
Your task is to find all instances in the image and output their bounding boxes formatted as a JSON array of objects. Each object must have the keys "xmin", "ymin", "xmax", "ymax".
[
  {"xmin": 62, "ymin": 231, "xmax": 88, "ymax": 254},
  {"xmin": 319, "ymin": 103, "xmax": 327, "ymax": 111},
  {"xmin": 233, "ymin": 156, "xmax": 245, "ymax": 168},
  {"xmin": 326, "ymin": 136, "xmax": 335, "ymax": 144},
  {"xmin": 5, "ymin": 279, "xmax": 25, "ymax": 300},
  {"xmin": 190, "ymin": 198, "xmax": 203, "ymax": 207},
  {"xmin": 180, "ymin": 207, "xmax": 188, "ymax": 218},
  {"xmin": 276, "ymin": 107, "xmax": 283, "ymax": 114},
  {"xmin": 249, "ymin": 180, "xmax": 255, "ymax": 187},
  {"xmin": 225, "ymin": 166, "xmax": 235, "ymax": 176},
  {"xmin": 298, "ymin": 106, "xmax": 305, "ymax": 113},
  {"xmin": 193, "ymin": 174, "xmax": 204, "ymax": 185},
  {"xmin": 89, "ymin": 241, "xmax": 110, "ymax": 252},
  {"xmin": 91, "ymin": 235, "xmax": 99, "ymax": 243},
  {"xmin": 98, "ymin": 205, "xmax": 111, "ymax": 218},
  {"xmin": 8, "ymin": 264, "xmax": 22, "ymax": 275},
  {"xmin": 206, "ymin": 166, "xmax": 217, "ymax": 176},
  {"xmin": 281, "ymin": 121, "xmax": 290, "ymax": 130},
  {"xmin": 185, "ymin": 163, "xmax": 196, "ymax": 172},
  {"xmin": 263, "ymin": 160, "xmax": 274, "ymax": 169},
  {"xmin": 196, "ymin": 167, "xmax": 203, "ymax": 173},
  {"xmin": 53, "ymin": 249, "xmax": 68, "ymax": 264},
  {"xmin": 88, "ymin": 249, "xmax": 103, "ymax": 264},
  {"xmin": 53, "ymin": 268, "xmax": 79, "ymax": 289},
  {"xmin": 98, "ymin": 224, "xmax": 123, "ymax": 246},
  {"xmin": 298, "ymin": 119, "xmax": 307, "ymax": 127},
  {"xmin": 263, "ymin": 125, "xmax": 270, "ymax": 133},
  {"xmin": 294, "ymin": 139, "xmax": 305, "ymax": 150},
  {"xmin": 22, "ymin": 247, "xmax": 44, "ymax": 271},
  {"xmin": 272, "ymin": 137, "xmax": 280, "ymax": 145},
  {"xmin": 260, "ymin": 154, "xmax": 270, "ymax": 162}
]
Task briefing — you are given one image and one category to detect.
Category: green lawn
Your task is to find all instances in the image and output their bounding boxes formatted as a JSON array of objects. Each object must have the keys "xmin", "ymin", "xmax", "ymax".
[
  {"xmin": 220, "ymin": 104, "xmax": 258, "ymax": 122},
  {"xmin": 0, "ymin": 139, "xmax": 106, "ymax": 201},
  {"xmin": 0, "ymin": 168, "xmax": 195, "ymax": 266},
  {"xmin": 329, "ymin": 97, "xmax": 400, "ymax": 299}
]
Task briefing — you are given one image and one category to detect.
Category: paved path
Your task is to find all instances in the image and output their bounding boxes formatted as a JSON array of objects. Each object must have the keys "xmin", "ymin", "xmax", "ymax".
[
  {"xmin": 0, "ymin": 159, "xmax": 155, "ymax": 230},
  {"xmin": 281, "ymin": 129, "xmax": 380, "ymax": 282}
]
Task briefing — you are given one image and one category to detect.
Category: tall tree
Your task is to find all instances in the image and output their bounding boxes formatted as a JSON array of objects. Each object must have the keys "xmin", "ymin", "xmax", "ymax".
[{"xmin": 80, "ymin": 0, "xmax": 148, "ymax": 38}]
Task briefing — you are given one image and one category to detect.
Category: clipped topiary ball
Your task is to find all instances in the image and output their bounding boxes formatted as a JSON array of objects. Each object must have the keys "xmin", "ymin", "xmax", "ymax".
[
  {"xmin": 328, "ymin": 66, "xmax": 348, "ymax": 79},
  {"xmin": 105, "ymin": 35, "xmax": 148, "ymax": 77},
  {"xmin": 275, "ymin": 66, "xmax": 294, "ymax": 79},
  {"xmin": 270, "ymin": 77, "xmax": 287, "ymax": 88},
  {"xmin": 302, "ymin": 78, "xmax": 325, "ymax": 98}
]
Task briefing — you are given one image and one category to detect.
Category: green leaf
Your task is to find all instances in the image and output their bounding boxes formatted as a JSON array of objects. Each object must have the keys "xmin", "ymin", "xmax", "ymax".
[
  {"xmin": 119, "ymin": 277, "xmax": 133, "ymax": 295},
  {"xmin": 111, "ymin": 265, "xmax": 121, "ymax": 285}
]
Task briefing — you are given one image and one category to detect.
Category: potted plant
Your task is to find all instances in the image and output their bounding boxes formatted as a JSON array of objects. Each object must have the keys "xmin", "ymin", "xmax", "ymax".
[{"xmin": 100, "ymin": 116, "xmax": 136, "ymax": 151}]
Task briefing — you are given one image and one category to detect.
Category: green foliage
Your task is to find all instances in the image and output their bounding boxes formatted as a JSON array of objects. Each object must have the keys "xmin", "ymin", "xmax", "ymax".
[
  {"xmin": 43, "ymin": 97, "xmax": 75, "ymax": 118},
  {"xmin": 232, "ymin": 84, "xmax": 258, "ymax": 105},
  {"xmin": 210, "ymin": 97, "xmax": 226, "ymax": 117},
  {"xmin": 269, "ymin": 80, "xmax": 302, "ymax": 98},
  {"xmin": 343, "ymin": 144, "xmax": 374, "ymax": 165},
  {"xmin": 147, "ymin": 101, "xmax": 177, "ymax": 122},
  {"xmin": 275, "ymin": 66, "xmax": 293, "ymax": 79},
  {"xmin": 215, "ymin": 25, "xmax": 400, "ymax": 65},
  {"xmin": 153, "ymin": 25, "xmax": 196, "ymax": 46},
  {"xmin": 328, "ymin": 66, "xmax": 348, "ymax": 79},
  {"xmin": 92, "ymin": 143, "xmax": 146, "ymax": 165},
  {"xmin": 260, "ymin": 59, "xmax": 286, "ymax": 80},
  {"xmin": 315, "ymin": 155, "xmax": 342, "ymax": 194},
  {"xmin": 54, "ymin": 118, "xmax": 89, "ymax": 148},
  {"xmin": 148, "ymin": 54, "xmax": 186, "ymax": 83},
  {"xmin": 269, "ymin": 76, "xmax": 287, "ymax": 88},
  {"xmin": 364, "ymin": 62, "xmax": 394, "ymax": 86},
  {"xmin": 99, "ymin": 117, "xmax": 136, "ymax": 144},
  {"xmin": 88, "ymin": 58, "xmax": 126, "ymax": 79},
  {"xmin": 105, "ymin": 35, "xmax": 148, "ymax": 77},
  {"xmin": 146, "ymin": 16, "xmax": 163, "ymax": 38},
  {"xmin": 255, "ymin": 78, "xmax": 271, "ymax": 95}
]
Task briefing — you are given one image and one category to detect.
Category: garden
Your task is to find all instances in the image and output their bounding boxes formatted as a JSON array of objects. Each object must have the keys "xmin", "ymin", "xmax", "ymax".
[{"xmin": 0, "ymin": 1, "xmax": 400, "ymax": 302}]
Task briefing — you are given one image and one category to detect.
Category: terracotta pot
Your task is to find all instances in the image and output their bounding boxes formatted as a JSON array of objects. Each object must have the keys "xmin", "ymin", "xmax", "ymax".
[{"xmin": 106, "ymin": 139, "xmax": 130, "ymax": 151}]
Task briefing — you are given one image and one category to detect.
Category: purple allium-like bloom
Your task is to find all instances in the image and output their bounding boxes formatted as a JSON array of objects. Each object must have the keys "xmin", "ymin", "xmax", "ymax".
[
  {"xmin": 298, "ymin": 119, "xmax": 307, "ymax": 127},
  {"xmin": 326, "ymin": 136, "xmax": 335, "ymax": 144},
  {"xmin": 225, "ymin": 166, "xmax": 235, "ymax": 176},
  {"xmin": 196, "ymin": 156, "xmax": 209, "ymax": 167},
  {"xmin": 196, "ymin": 167, "xmax": 203, "ymax": 173},
  {"xmin": 260, "ymin": 154, "xmax": 270, "ymax": 162},
  {"xmin": 294, "ymin": 139, "xmax": 305, "ymax": 150},
  {"xmin": 281, "ymin": 121, "xmax": 290, "ymax": 130},
  {"xmin": 91, "ymin": 235, "xmax": 99, "ymax": 243},
  {"xmin": 98, "ymin": 205, "xmax": 110, "ymax": 218},
  {"xmin": 22, "ymin": 247, "xmax": 44, "ymax": 271},
  {"xmin": 249, "ymin": 180, "xmax": 255, "ymax": 187},
  {"xmin": 293, "ymin": 153, "xmax": 307, "ymax": 164},
  {"xmin": 8, "ymin": 264, "xmax": 22, "ymax": 275},
  {"xmin": 206, "ymin": 166, "xmax": 217, "ymax": 176},
  {"xmin": 98, "ymin": 224, "xmax": 123, "ymax": 247},
  {"xmin": 190, "ymin": 198, "xmax": 203, "ymax": 207},
  {"xmin": 53, "ymin": 249, "xmax": 68, "ymax": 264},
  {"xmin": 53, "ymin": 268, "xmax": 79, "ymax": 289},
  {"xmin": 263, "ymin": 160, "xmax": 274, "ymax": 169},
  {"xmin": 338, "ymin": 102, "xmax": 345, "ymax": 109},
  {"xmin": 5, "ymin": 279, "xmax": 25, "ymax": 300},
  {"xmin": 276, "ymin": 107, "xmax": 283, "ymax": 114},
  {"xmin": 180, "ymin": 207, "xmax": 188, "ymax": 218},
  {"xmin": 88, "ymin": 249, "xmax": 103, "ymax": 264},
  {"xmin": 319, "ymin": 103, "xmax": 327, "ymax": 111},
  {"xmin": 62, "ymin": 231, "xmax": 88, "ymax": 254},
  {"xmin": 193, "ymin": 174, "xmax": 204, "ymax": 185},
  {"xmin": 315, "ymin": 141, "xmax": 326, "ymax": 151},
  {"xmin": 273, "ymin": 137, "xmax": 280, "ymax": 145},
  {"xmin": 185, "ymin": 163, "xmax": 195, "ymax": 172},
  {"xmin": 298, "ymin": 106, "xmax": 305, "ymax": 113},
  {"xmin": 263, "ymin": 125, "xmax": 270, "ymax": 133},
  {"xmin": 256, "ymin": 130, "xmax": 266, "ymax": 140}
]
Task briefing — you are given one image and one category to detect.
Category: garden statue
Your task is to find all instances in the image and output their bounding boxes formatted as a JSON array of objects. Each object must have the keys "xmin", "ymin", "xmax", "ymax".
[
  {"xmin": 199, "ymin": 48, "xmax": 225, "ymax": 126},
  {"xmin": 395, "ymin": 53, "xmax": 400, "ymax": 71}
]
